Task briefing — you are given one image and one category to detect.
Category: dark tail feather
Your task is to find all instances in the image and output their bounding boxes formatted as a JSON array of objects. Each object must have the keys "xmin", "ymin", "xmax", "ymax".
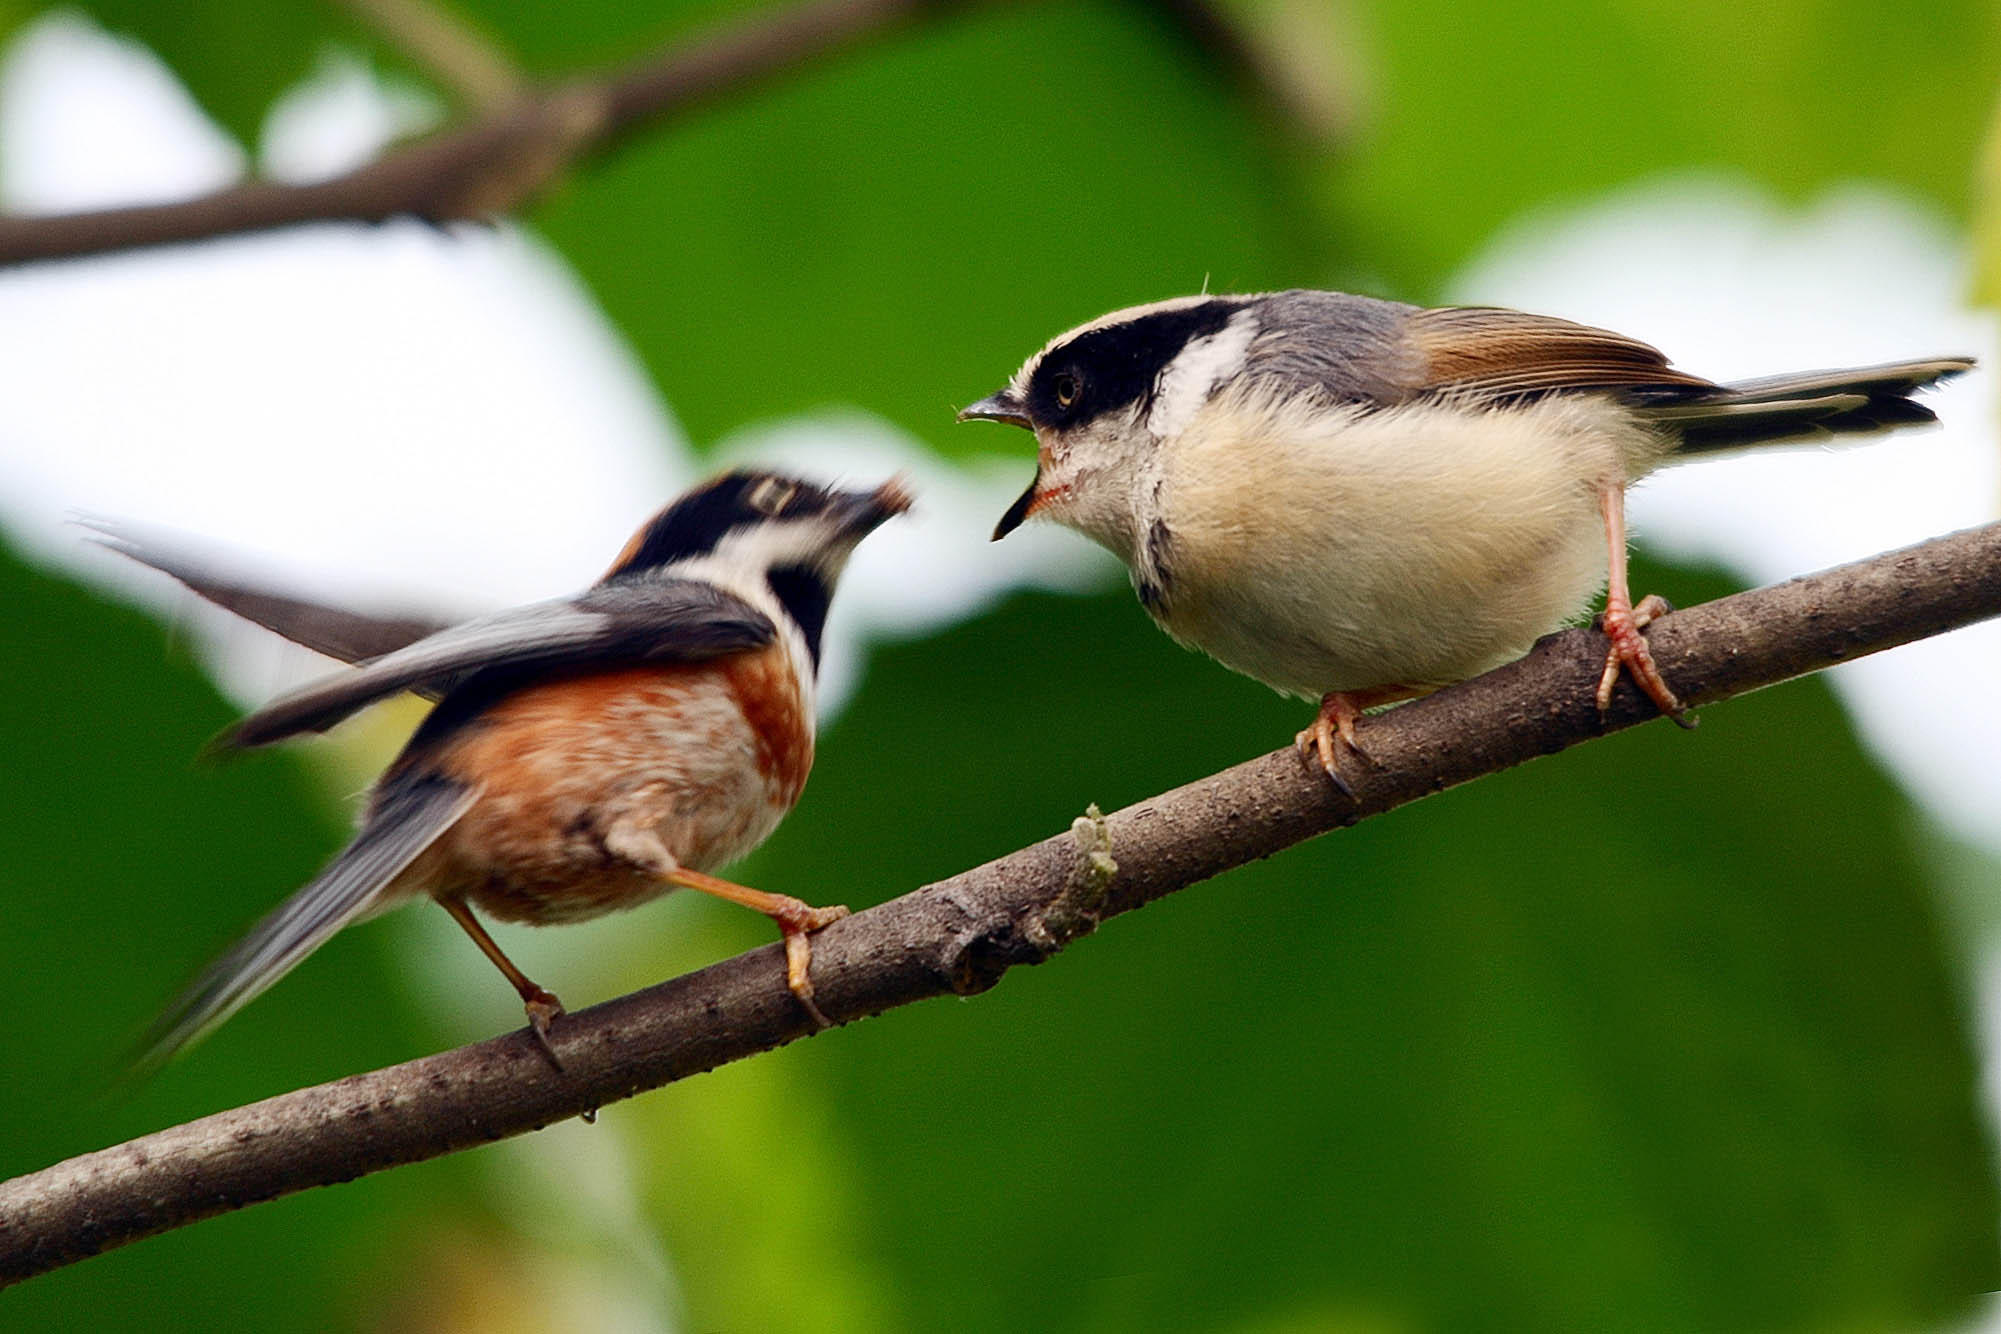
[
  {"xmin": 79, "ymin": 516, "xmax": 451, "ymax": 670},
  {"xmin": 1638, "ymin": 356, "xmax": 1974, "ymax": 455},
  {"xmin": 130, "ymin": 772, "xmax": 475, "ymax": 1076}
]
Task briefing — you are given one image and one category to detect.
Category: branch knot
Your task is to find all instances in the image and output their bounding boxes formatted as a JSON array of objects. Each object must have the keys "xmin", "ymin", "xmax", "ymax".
[{"xmin": 1020, "ymin": 804, "xmax": 1116, "ymax": 957}]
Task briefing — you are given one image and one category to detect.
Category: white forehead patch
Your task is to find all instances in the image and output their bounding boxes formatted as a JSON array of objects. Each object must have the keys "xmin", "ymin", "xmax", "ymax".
[{"xmin": 1146, "ymin": 310, "xmax": 1259, "ymax": 440}]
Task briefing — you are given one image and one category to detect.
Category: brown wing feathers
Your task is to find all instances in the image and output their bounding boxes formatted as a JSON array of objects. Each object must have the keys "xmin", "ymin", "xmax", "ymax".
[
  {"xmin": 1407, "ymin": 305, "xmax": 1971, "ymax": 452},
  {"xmin": 1407, "ymin": 307, "xmax": 1718, "ymax": 398}
]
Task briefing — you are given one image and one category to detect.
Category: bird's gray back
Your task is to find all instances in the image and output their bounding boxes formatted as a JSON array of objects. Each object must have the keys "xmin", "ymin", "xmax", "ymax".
[{"xmin": 1240, "ymin": 290, "xmax": 1426, "ymax": 405}]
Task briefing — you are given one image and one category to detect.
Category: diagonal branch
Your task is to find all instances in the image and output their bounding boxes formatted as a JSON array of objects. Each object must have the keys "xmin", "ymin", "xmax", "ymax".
[
  {"xmin": 339, "ymin": 0, "xmax": 528, "ymax": 113},
  {"xmin": 0, "ymin": 0, "xmax": 965, "ymax": 266},
  {"xmin": 3, "ymin": 520, "xmax": 1999, "ymax": 1284}
]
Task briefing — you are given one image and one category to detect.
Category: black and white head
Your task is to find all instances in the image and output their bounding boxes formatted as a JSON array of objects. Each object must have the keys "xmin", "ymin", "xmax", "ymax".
[
  {"xmin": 605, "ymin": 469, "xmax": 912, "ymax": 670},
  {"xmin": 960, "ymin": 291, "xmax": 1434, "ymax": 559},
  {"xmin": 962, "ymin": 297, "xmax": 1260, "ymax": 555}
]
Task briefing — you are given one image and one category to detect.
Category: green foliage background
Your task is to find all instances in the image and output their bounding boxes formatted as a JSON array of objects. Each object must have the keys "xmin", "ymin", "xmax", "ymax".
[{"xmin": 2, "ymin": 1, "xmax": 1999, "ymax": 1330}]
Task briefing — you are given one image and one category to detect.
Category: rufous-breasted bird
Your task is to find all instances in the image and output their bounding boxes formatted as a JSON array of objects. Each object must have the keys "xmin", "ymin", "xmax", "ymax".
[{"xmin": 96, "ymin": 469, "xmax": 910, "ymax": 1068}]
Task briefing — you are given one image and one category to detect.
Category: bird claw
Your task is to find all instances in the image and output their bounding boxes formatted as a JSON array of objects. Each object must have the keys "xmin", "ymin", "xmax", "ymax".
[
  {"xmin": 781, "ymin": 904, "xmax": 848, "ymax": 1031},
  {"xmin": 524, "ymin": 990, "xmax": 566, "ymax": 1067},
  {"xmin": 660, "ymin": 868, "xmax": 849, "ymax": 1031},
  {"xmin": 1296, "ymin": 693, "xmax": 1375, "ymax": 798},
  {"xmin": 1596, "ymin": 593, "xmax": 1694, "ymax": 727}
]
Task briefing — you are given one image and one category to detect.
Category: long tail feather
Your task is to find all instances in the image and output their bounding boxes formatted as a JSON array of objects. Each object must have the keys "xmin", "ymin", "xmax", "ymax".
[
  {"xmin": 80, "ymin": 516, "xmax": 450, "ymax": 669},
  {"xmin": 1642, "ymin": 356, "xmax": 1974, "ymax": 455},
  {"xmin": 132, "ymin": 772, "xmax": 474, "ymax": 1074}
]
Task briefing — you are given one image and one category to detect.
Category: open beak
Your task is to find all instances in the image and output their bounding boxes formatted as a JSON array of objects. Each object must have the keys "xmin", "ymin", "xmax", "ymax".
[
  {"xmin": 992, "ymin": 471, "xmax": 1041, "ymax": 541},
  {"xmin": 837, "ymin": 475, "xmax": 916, "ymax": 535},
  {"xmin": 959, "ymin": 388, "xmax": 1038, "ymax": 539}
]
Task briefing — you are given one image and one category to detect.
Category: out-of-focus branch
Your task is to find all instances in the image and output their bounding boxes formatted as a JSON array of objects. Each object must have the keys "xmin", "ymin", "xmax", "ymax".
[
  {"xmin": 0, "ymin": 0, "xmax": 962, "ymax": 266},
  {"xmin": 340, "ymin": 0, "xmax": 527, "ymax": 112},
  {"xmin": 1139, "ymin": 0, "xmax": 1359, "ymax": 143},
  {"xmin": 3, "ymin": 520, "xmax": 1998, "ymax": 1285}
]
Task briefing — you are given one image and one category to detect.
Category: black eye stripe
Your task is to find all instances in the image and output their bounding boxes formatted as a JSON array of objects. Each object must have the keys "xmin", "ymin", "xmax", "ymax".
[{"xmin": 1025, "ymin": 301, "xmax": 1242, "ymax": 425}]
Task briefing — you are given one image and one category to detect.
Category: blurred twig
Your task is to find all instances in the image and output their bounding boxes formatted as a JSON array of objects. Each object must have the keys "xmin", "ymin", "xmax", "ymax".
[
  {"xmin": 0, "ymin": 0, "xmax": 961, "ymax": 266},
  {"xmin": 1139, "ymin": 0, "xmax": 1359, "ymax": 144},
  {"xmin": 4, "ymin": 520, "xmax": 1999, "ymax": 1284},
  {"xmin": 339, "ymin": 0, "xmax": 527, "ymax": 112}
]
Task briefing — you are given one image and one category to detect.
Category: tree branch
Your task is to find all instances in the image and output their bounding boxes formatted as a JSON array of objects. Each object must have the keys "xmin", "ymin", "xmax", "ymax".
[
  {"xmin": 0, "ymin": 0, "xmax": 963, "ymax": 266},
  {"xmin": 4, "ymin": 520, "xmax": 1999, "ymax": 1284},
  {"xmin": 339, "ymin": 0, "xmax": 528, "ymax": 113},
  {"xmin": 1136, "ymin": 0, "xmax": 1358, "ymax": 144}
]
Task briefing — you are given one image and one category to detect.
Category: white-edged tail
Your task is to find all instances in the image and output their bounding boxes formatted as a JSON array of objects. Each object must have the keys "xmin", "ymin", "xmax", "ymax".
[{"xmin": 1644, "ymin": 357, "xmax": 1974, "ymax": 454}]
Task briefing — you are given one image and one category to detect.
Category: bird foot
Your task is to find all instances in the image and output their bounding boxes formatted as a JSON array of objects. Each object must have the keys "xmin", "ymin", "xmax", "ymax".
[
  {"xmin": 779, "ymin": 903, "xmax": 849, "ymax": 1030},
  {"xmin": 1296, "ymin": 692, "xmax": 1376, "ymax": 798},
  {"xmin": 1596, "ymin": 593, "xmax": 1694, "ymax": 728},
  {"xmin": 523, "ymin": 987, "xmax": 566, "ymax": 1066},
  {"xmin": 662, "ymin": 866, "xmax": 849, "ymax": 1030}
]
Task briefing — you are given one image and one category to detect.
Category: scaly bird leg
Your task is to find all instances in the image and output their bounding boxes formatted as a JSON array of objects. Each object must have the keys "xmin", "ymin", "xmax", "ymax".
[
  {"xmin": 439, "ymin": 895, "xmax": 565, "ymax": 1050},
  {"xmin": 1595, "ymin": 481, "xmax": 1694, "ymax": 728},
  {"xmin": 1298, "ymin": 684, "xmax": 1423, "ymax": 797},
  {"xmin": 667, "ymin": 867, "xmax": 849, "ymax": 1029}
]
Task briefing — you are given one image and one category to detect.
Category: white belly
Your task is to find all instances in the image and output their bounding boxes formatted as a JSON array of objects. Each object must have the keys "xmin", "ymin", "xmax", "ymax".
[{"xmin": 1150, "ymin": 394, "xmax": 1665, "ymax": 697}]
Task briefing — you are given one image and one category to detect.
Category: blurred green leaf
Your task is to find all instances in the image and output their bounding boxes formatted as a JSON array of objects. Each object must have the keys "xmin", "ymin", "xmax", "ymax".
[
  {"xmin": 451, "ymin": 0, "xmax": 727, "ymax": 77},
  {"xmin": 534, "ymin": 0, "xmax": 1310, "ymax": 451},
  {"xmin": 83, "ymin": 0, "xmax": 344, "ymax": 147},
  {"xmin": 1973, "ymin": 83, "xmax": 2001, "ymax": 307},
  {"xmin": 1327, "ymin": 0, "xmax": 2001, "ymax": 297},
  {"xmin": 0, "ymin": 1, "xmax": 44, "ymax": 53}
]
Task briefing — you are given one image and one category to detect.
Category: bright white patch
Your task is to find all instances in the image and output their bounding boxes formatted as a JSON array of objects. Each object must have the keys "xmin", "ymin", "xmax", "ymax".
[
  {"xmin": 3, "ymin": 216, "xmax": 690, "ymax": 704},
  {"xmin": 679, "ymin": 511, "xmax": 853, "ymax": 591},
  {"xmin": 0, "ymin": 12, "xmax": 242, "ymax": 212},
  {"xmin": 0, "ymin": 15, "xmax": 685, "ymax": 710},
  {"xmin": 261, "ymin": 47, "xmax": 441, "ymax": 185},
  {"xmin": 1147, "ymin": 311, "xmax": 1258, "ymax": 440}
]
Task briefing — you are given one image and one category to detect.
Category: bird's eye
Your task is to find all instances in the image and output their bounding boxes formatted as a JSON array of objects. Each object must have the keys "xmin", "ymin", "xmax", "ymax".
[{"xmin": 1053, "ymin": 372, "xmax": 1082, "ymax": 410}]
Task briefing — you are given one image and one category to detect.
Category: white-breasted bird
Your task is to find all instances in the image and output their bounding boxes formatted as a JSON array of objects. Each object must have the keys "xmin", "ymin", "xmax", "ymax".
[{"xmin": 962, "ymin": 290, "xmax": 1970, "ymax": 787}]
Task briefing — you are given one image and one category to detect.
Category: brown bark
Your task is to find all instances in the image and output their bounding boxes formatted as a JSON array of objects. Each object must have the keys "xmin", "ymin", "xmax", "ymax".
[{"xmin": 0, "ymin": 0, "xmax": 962, "ymax": 266}]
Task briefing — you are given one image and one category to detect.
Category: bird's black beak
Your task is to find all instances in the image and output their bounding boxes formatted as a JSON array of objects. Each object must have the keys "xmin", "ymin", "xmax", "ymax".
[
  {"xmin": 841, "ymin": 476, "xmax": 915, "ymax": 533},
  {"xmin": 959, "ymin": 388, "xmax": 1037, "ymax": 539},
  {"xmin": 957, "ymin": 388, "xmax": 1032, "ymax": 429},
  {"xmin": 992, "ymin": 471, "xmax": 1040, "ymax": 541}
]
